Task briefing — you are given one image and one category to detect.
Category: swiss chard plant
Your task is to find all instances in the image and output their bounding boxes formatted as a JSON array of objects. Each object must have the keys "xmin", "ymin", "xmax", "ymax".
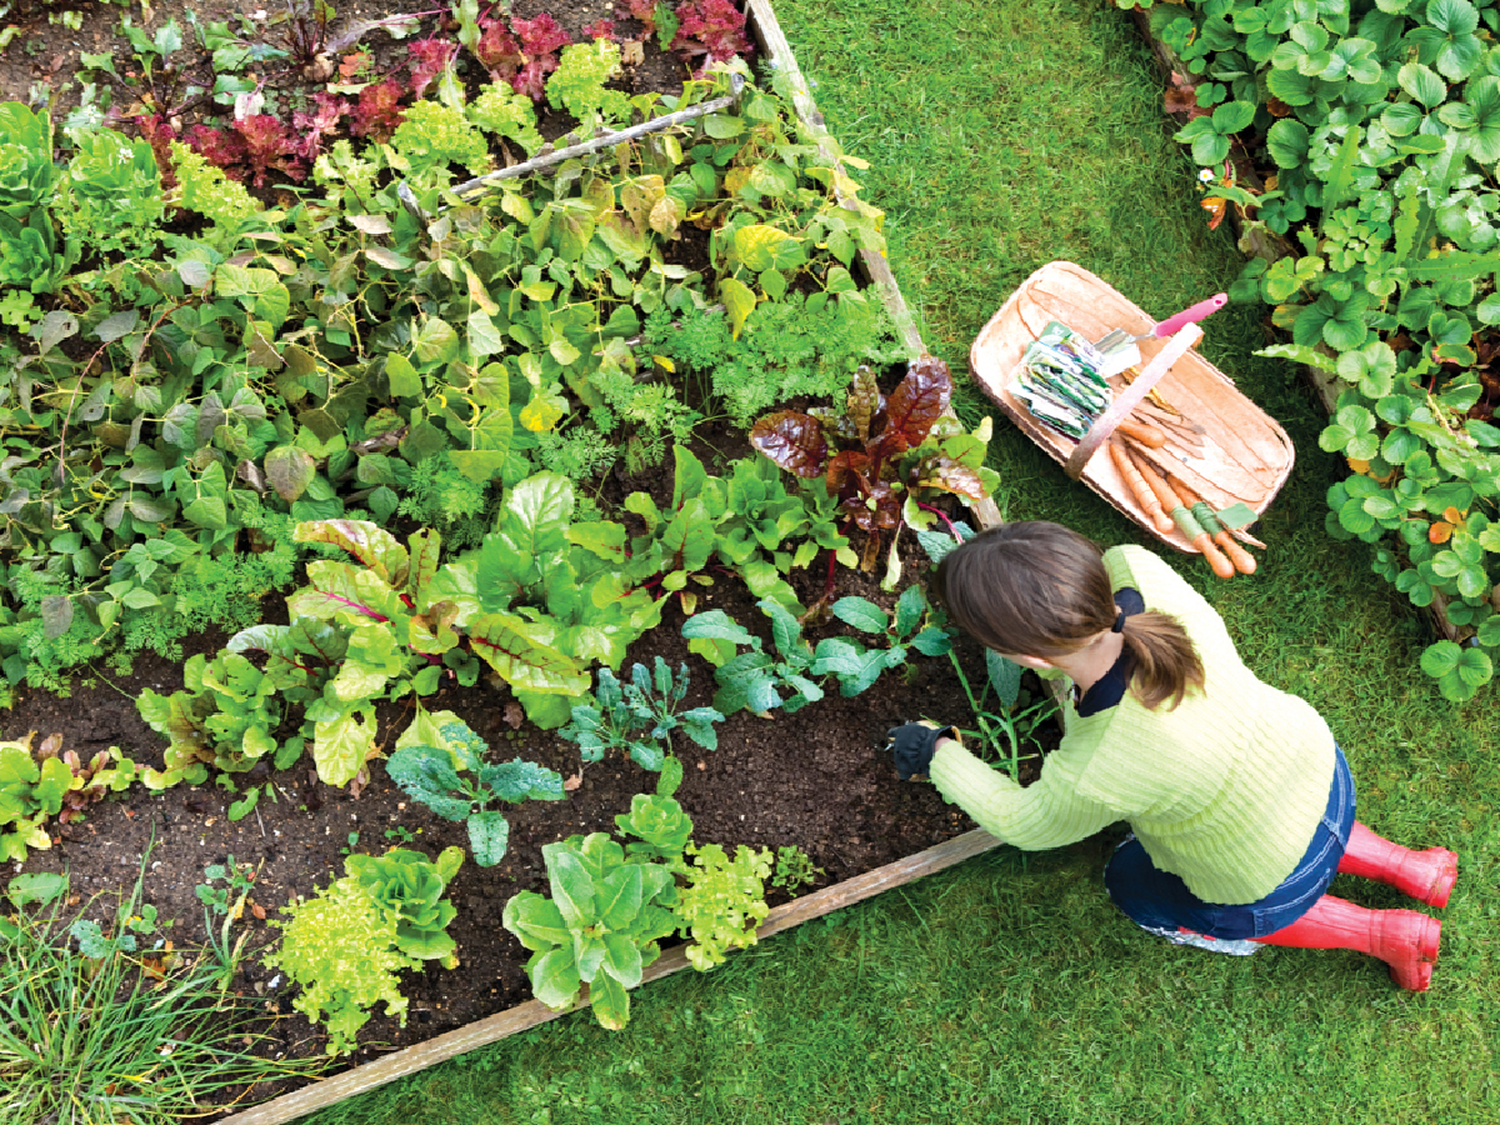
[
  {"xmin": 384, "ymin": 719, "xmax": 565, "ymax": 866},
  {"xmin": 750, "ymin": 357, "xmax": 998, "ymax": 584}
]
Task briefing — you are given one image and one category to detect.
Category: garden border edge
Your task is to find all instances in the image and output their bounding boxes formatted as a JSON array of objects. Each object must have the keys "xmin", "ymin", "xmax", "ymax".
[{"xmin": 214, "ymin": 828, "xmax": 1003, "ymax": 1125}]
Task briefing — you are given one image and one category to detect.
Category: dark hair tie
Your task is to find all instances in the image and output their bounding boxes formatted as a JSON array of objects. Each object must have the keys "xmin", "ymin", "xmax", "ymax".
[{"xmin": 1111, "ymin": 610, "xmax": 1126, "ymax": 634}]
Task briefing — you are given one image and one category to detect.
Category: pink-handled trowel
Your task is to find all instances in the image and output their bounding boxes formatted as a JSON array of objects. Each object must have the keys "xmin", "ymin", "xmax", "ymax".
[{"xmin": 1094, "ymin": 293, "xmax": 1228, "ymax": 377}]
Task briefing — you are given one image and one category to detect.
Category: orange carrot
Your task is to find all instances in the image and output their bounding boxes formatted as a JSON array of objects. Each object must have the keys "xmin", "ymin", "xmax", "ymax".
[
  {"xmin": 1170, "ymin": 476, "xmax": 1257, "ymax": 575},
  {"xmin": 1110, "ymin": 438, "xmax": 1173, "ymax": 535},
  {"xmin": 1135, "ymin": 459, "xmax": 1235, "ymax": 579},
  {"xmin": 1114, "ymin": 418, "xmax": 1168, "ymax": 449}
]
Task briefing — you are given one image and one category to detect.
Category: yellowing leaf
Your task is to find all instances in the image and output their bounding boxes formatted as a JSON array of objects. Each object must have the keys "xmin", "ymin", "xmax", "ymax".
[
  {"xmin": 724, "ymin": 166, "xmax": 752, "ymax": 196},
  {"xmin": 732, "ymin": 223, "xmax": 799, "ymax": 272},
  {"xmin": 648, "ymin": 195, "xmax": 684, "ymax": 237},
  {"xmin": 719, "ymin": 276, "xmax": 757, "ymax": 339},
  {"xmin": 652, "ymin": 355, "xmax": 675, "ymax": 373},
  {"xmin": 462, "ymin": 263, "xmax": 500, "ymax": 315},
  {"xmin": 520, "ymin": 393, "xmax": 567, "ymax": 433}
]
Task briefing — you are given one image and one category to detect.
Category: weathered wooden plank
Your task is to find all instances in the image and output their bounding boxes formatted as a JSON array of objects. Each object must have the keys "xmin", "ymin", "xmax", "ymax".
[
  {"xmin": 213, "ymin": 829, "xmax": 1001, "ymax": 1125},
  {"xmin": 742, "ymin": 0, "xmax": 924, "ymax": 357}
]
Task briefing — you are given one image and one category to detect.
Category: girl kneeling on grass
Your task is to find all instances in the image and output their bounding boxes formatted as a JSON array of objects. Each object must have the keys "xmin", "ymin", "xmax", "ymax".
[{"xmin": 888, "ymin": 521, "xmax": 1457, "ymax": 991}]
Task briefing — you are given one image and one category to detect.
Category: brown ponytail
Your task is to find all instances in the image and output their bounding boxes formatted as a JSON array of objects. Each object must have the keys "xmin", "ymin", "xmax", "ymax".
[{"xmin": 933, "ymin": 522, "xmax": 1204, "ymax": 710}]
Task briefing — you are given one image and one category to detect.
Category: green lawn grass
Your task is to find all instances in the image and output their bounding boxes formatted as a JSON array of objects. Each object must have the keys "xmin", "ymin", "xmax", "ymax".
[{"xmin": 296, "ymin": 2, "xmax": 1499, "ymax": 1121}]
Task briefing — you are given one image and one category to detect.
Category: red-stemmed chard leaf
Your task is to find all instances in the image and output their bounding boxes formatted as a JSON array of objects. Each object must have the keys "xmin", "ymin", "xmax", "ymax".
[
  {"xmin": 750, "ymin": 411, "xmax": 829, "ymax": 478},
  {"xmin": 874, "ymin": 354, "xmax": 950, "ymax": 464},
  {"xmin": 915, "ymin": 458, "xmax": 988, "ymax": 501}
]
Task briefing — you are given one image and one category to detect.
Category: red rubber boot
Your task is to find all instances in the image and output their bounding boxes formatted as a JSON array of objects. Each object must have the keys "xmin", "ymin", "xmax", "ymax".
[
  {"xmin": 1252, "ymin": 894, "xmax": 1441, "ymax": 991},
  {"xmin": 1337, "ymin": 822, "xmax": 1458, "ymax": 907}
]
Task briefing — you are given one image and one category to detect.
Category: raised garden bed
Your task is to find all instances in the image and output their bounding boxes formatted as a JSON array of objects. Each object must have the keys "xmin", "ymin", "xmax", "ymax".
[{"xmin": 0, "ymin": 1, "xmax": 1029, "ymax": 1119}]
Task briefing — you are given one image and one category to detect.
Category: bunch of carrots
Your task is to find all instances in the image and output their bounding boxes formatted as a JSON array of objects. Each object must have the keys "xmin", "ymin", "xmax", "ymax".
[{"xmin": 1106, "ymin": 426, "xmax": 1260, "ymax": 579}]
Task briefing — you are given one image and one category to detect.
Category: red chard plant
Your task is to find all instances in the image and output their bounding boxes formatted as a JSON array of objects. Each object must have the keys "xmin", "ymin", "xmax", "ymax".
[{"xmin": 751, "ymin": 357, "xmax": 991, "ymax": 574}]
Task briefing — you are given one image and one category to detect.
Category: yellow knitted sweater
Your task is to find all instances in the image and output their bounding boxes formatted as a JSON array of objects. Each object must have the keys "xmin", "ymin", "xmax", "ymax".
[{"xmin": 929, "ymin": 544, "xmax": 1337, "ymax": 905}]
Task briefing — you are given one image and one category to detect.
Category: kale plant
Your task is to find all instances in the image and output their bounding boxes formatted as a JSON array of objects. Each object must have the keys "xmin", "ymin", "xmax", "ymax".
[
  {"xmin": 559, "ymin": 658, "xmax": 724, "ymax": 773},
  {"xmin": 385, "ymin": 719, "xmax": 565, "ymax": 866}
]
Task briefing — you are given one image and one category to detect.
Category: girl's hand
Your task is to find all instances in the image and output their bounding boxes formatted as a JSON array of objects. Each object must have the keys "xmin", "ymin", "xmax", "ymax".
[{"xmin": 886, "ymin": 721, "xmax": 959, "ymax": 780}]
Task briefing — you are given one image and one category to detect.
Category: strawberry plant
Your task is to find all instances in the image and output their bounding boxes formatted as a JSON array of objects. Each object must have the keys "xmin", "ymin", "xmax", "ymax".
[{"xmin": 1157, "ymin": 0, "xmax": 1500, "ymax": 697}]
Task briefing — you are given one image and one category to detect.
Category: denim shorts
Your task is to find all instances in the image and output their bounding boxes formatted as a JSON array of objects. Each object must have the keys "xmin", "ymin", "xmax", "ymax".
[{"xmin": 1103, "ymin": 745, "xmax": 1355, "ymax": 941}]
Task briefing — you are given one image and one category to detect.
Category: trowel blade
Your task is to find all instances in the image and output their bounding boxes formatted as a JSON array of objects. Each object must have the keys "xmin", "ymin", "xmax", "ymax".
[{"xmin": 1096, "ymin": 340, "xmax": 1140, "ymax": 379}]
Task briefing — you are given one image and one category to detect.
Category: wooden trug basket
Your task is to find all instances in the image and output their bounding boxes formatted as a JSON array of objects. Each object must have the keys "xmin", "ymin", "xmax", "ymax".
[{"xmin": 970, "ymin": 260, "xmax": 1295, "ymax": 553}]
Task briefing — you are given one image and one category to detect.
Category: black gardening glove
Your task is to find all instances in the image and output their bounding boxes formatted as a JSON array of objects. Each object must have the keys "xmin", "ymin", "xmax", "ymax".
[{"xmin": 886, "ymin": 721, "xmax": 958, "ymax": 781}]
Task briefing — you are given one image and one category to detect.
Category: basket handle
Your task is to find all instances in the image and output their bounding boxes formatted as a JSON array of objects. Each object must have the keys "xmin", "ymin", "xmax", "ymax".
[{"xmin": 1064, "ymin": 323, "xmax": 1203, "ymax": 481}]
